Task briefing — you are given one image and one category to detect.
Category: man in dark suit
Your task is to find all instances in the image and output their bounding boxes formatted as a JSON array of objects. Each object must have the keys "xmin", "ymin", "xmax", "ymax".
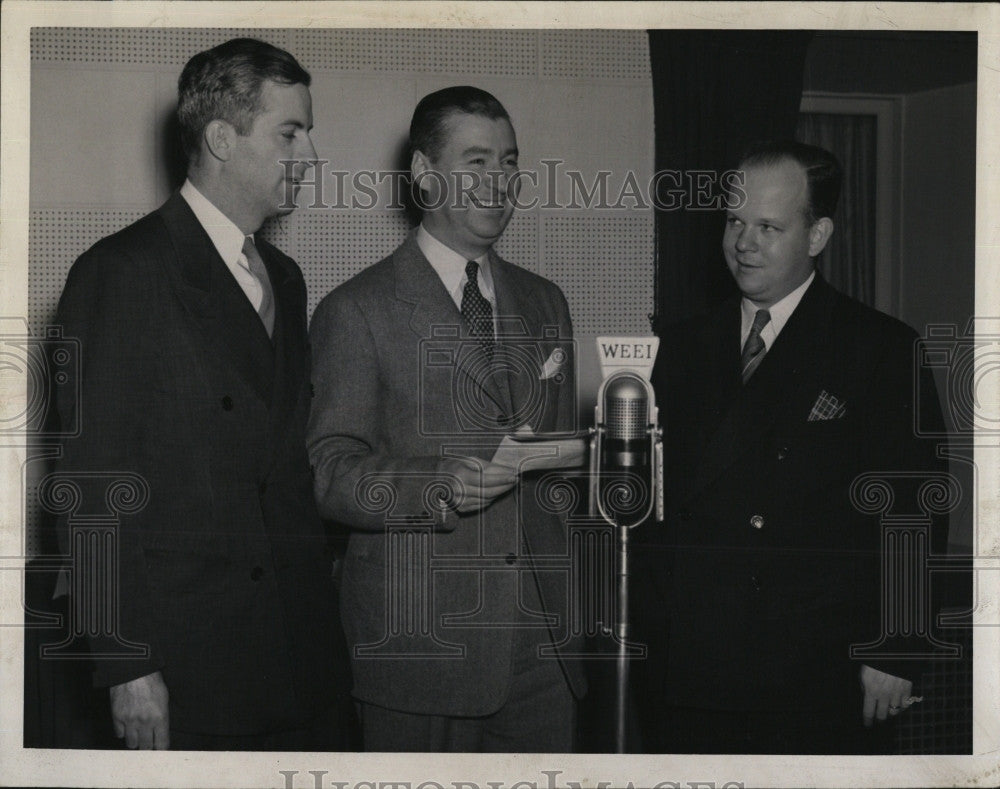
[
  {"xmin": 631, "ymin": 140, "xmax": 948, "ymax": 753},
  {"xmin": 53, "ymin": 38, "xmax": 352, "ymax": 750},
  {"xmin": 307, "ymin": 86, "xmax": 586, "ymax": 752}
]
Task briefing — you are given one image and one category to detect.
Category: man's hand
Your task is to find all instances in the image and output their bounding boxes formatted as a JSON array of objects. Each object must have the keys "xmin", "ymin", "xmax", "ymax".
[
  {"xmin": 439, "ymin": 456, "xmax": 517, "ymax": 513},
  {"xmin": 859, "ymin": 664, "xmax": 913, "ymax": 727},
  {"xmin": 109, "ymin": 671, "xmax": 170, "ymax": 749}
]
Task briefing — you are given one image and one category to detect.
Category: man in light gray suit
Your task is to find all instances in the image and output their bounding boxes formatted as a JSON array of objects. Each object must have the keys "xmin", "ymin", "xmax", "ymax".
[{"xmin": 307, "ymin": 86, "xmax": 585, "ymax": 752}]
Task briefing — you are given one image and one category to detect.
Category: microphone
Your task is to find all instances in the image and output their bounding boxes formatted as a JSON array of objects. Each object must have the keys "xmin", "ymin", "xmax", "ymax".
[
  {"xmin": 586, "ymin": 367, "xmax": 664, "ymax": 754},
  {"xmin": 588, "ymin": 370, "xmax": 664, "ymax": 528},
  {"xmin": 605, "ymin": 373, "xmax": 650, "ymax": 469}
]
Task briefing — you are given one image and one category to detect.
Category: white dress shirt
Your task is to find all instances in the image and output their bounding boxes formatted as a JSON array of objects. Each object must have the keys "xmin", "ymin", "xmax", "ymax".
[
  {"xmin": 179, "ymin": 179, "xmax": 266, "ymax": 311},
  {"xmin": 416, "ymin": 224, "xmax": 497, "ymax": 328},
  {"xmin": 740, "ymin": 270, "xmax": 816, "ymax": 351}
]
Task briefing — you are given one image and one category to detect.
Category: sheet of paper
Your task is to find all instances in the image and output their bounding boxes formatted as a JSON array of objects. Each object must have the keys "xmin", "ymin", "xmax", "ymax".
[{"xmin": 490, "ymin": 433, "xmax": 587, "ymax": 472}]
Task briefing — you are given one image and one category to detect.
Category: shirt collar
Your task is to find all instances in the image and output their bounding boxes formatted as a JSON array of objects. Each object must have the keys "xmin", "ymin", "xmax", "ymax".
[
  {"xmin": 741, "ymin": 270, "xmax": 816, "ymax": 346},
  {"xmin": 416, "ymin": 224, "xmax": 495, "ymax": 304},
  {"xmin": 180, "ymin": 179, "xmax": 249, "ymax": 267}
]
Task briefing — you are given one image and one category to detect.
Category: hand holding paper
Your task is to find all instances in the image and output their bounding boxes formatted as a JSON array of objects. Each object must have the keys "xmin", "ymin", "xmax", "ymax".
[
  {"xmin": 438, "ymin": 456, "xmax": 517, "ymax": 513},
  {"xmin": 439, "ymin": 430, "xmax": 586, "ymax": 514},
  {"xmin": 490, "ymin": 427, "xmax": 587, "ymax": 473}
]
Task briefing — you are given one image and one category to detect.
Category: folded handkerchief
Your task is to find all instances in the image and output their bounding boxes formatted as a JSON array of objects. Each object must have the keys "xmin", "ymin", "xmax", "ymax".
[
  {"xmin": 540, "ymin": 347, "xmax": 568, "ymax": 380},
  {"xmin": 807, "ymin": 389, "xmax": 847, "ymax": 421}
]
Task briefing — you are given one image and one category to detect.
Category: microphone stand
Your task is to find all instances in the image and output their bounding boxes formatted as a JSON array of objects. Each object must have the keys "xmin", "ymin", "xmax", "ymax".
[
  {"xmin": 588, "ymin": 372, "xmax": 663, "ymax": 754},
  {"xmin": 614, "ymin": 514, "xmax": 631, "ymax": 754}
]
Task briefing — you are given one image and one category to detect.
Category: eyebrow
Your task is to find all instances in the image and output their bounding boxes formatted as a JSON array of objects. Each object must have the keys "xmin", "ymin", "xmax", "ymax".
[{"xmin": 460, "ymin": 146, "xmax": 519, "ymax": 158}]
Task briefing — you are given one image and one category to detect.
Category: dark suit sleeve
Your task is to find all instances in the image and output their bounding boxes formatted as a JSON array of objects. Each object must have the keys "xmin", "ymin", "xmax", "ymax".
[
  {"xmin": 854, "ymin": 323, "xmax": 949, "ymax": 685},
  {"xmin": 54, "ymin": 244, "xmax": 165, "ymax": 688},
  {"xmin": 307, "ymin": 288, "xmax": 449, "ymax": 531}
]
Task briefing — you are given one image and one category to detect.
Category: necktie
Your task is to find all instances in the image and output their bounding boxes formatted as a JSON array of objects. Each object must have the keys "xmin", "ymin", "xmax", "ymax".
[
  {"xmin": 242, "ymin": 236, "xmax": 274, "ymax": 337},
  {"xmin": 740, "ymin": 308, "xmax": 771, "ymax": 384},
  {"xmin": 461, "ymin": 259, "xmax": 495, "ymax": 362}
]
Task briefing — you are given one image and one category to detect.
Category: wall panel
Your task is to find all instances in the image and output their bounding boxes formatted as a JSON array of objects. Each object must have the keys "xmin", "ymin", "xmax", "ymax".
[{"xmin": 29, "ymin": 27, "xmax": 654, "ymax": 337}]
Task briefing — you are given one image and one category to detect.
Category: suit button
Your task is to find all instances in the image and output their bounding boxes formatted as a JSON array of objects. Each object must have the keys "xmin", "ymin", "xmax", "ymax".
[
  {"xmin": 777, "ymin": 446, "xmax": 789, "ymax": 460},
  {"xmin": 250, "ymin": 566, "xmax": 264, "ymax": 581},
  {"xmin": 310, "ymin": 383, "xmax": 315, "ymax": 398},
  {"xmin": 750, "ymin": 515, "xmax": 764, "ymax": 530},
  {"xmin": 221, "ymin": 395, "xmax": 234, "ymax": 411},
  {"xmin": 505, "ymin": 553, "xmax": 516, "ymax": 565},
  {"xmin": 751, "ymin": 574, "xmax": 761, "ymax": 591}
]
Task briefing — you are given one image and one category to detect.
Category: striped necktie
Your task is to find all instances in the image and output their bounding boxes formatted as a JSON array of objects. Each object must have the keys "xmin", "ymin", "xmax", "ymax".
[
  {"xmin": 242, "ymin": 236, "xmax": 274, "ymax": 337},
  {"xmin": 740, "ymin": 308, "xmax": 771, "ymax": 384},
  {"xmin": 461, "ymin": 259, "xmax": 495, "ymax": 361}
]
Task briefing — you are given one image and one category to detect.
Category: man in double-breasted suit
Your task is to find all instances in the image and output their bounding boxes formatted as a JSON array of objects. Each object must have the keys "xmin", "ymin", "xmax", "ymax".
[
  {"xmin": 308, "ymin": 86, "xmax": 586, "ymax": 751},
  {"xmin": 631, "ymin": 141, "xmax": 948, "ymax": 753},
  {"xmin": 54, "ymin": 38, "xmax": 353, "ymax": 750}
]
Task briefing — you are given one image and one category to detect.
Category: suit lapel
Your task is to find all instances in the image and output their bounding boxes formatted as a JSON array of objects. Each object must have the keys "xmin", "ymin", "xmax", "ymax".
[
  {"xmin": 258, "ymin": 238, "xmax": 308, "ymax": 471},
  {"xmin": 394, "ymin": 233, "xmax": 508, "ymax": 416},
  {"xmin": 491, "ymin": 252, "xmax": 541, "ymax": 423},
  {"xmin": 158, "ymin": 193, "xmax": 274, "ymax": 406},
  {"xmin": 685, "ymin": 277, "xmax": 837, "ymax": 500}
]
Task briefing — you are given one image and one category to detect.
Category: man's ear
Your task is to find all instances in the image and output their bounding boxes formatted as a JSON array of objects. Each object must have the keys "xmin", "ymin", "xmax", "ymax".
[
  {"xmin": 411, "ymin": 148, "xmax": 444, "ymax": 208},
  {"xmin": 411, "ymin": 149, "xmax": 431, "ymax": 193},
  {"xmin": 203, "ymin": 120, "xmax": 234, "ymax": 163},
  {"xmin": 808, "ymin": 217, "xmax": 834, "ymax": 257}
]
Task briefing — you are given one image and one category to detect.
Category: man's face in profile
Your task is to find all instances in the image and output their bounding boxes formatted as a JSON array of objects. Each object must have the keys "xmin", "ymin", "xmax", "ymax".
[
  {"xmin": 723, "ymin": 158, "xmax": 826, "ymax": 308},
  {"xmin": 228, "ymin": 79, "xmax": 317, "ymax": 223}
]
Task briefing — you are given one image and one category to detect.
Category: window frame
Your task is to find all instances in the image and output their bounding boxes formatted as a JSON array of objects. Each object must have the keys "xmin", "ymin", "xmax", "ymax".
[{"xmin": 799, "ymin": 92, "xmax": 902, "ymax": 316}]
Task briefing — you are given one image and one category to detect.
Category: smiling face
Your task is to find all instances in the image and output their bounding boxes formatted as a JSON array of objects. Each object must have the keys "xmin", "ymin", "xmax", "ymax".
[
  {"xmin": 723, "ymin": 158, "xmax": 833, "ymax": 307},
  {"xmin": 225, "ymin": 79, "xmax": 316, "ymax": 233},
  {"xmin": 412, "ymin": 111, "xmax": 519, "ymax": 259}
]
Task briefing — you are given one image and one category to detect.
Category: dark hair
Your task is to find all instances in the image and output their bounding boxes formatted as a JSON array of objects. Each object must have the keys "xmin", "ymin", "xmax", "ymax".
[
  {"xmin": 738, "ymin": 140, "xmax": 842, "ymax": 224},
  {"xmin": 409, "ymin": 85, "xmax": 510, "ymax": 161},
  {"xmin": 177, "ymin": 38, "xmax": 311, "ymax": 161}
]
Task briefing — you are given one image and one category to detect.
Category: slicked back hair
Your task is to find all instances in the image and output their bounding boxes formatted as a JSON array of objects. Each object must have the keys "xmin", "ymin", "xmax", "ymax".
[
  {"xmin": 177, "ymin": 37, "xmax": 311, "ymax": 162},
  {"xmin": 739, "ymin": 140, "xmax": 842, "ymax": 225},
  {"xmin": 409, "ymin": 85, "xmax": 511, "ymax": 161}
]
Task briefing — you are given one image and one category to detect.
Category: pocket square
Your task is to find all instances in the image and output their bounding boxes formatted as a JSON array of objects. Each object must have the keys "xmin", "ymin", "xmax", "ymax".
[
  {"xmin": 807, "ymin": 390, "xmax": 847, "ymax": 421},
  {"xmin": 540, "ymin": 348, "xmax": 567, "ymax": 380}
]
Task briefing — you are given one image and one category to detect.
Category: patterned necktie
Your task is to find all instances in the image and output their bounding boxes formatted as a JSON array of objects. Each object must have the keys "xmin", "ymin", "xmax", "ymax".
[
  {"xmin": 740, "ymin": 308, "xmax": 771, "ymax": 384},
  {"xmin": 461, "ymin": 259, "xmax": 495, "ymax": 361},
  {"xmin": 242, "ymin": 236, "xmax": 274, "ymax": 337}
]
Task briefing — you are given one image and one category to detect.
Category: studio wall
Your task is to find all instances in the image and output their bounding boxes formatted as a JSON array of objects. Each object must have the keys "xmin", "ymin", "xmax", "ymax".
[{"xmin": 28, "ymin": 27, "xmax": 656, "ymax": 339}]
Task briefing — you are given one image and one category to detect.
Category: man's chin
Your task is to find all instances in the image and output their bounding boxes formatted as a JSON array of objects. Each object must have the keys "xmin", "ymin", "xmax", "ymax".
[{"xmin": 472, "ymin": 214, "xmax": 513, "ymax": 240}]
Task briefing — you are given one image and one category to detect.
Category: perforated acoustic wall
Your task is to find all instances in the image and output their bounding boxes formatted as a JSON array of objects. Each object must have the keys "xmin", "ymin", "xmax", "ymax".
[
  {"xmin": 25, "ymin": 27, "xmax": 654, "ymax": 556},
  {"xmin": 29, "ymin": 27, "xmax": 655, "ymax": 336}
]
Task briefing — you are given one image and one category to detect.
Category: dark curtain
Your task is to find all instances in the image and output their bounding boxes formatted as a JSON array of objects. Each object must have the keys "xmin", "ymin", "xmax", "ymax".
[
  {"xmin": 648, "ymin": 30, "xmax": 813, "ymax": 330},
  {"xmin": 796, "ymin": 112, "xmax": 878, "ymax": 306}
]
